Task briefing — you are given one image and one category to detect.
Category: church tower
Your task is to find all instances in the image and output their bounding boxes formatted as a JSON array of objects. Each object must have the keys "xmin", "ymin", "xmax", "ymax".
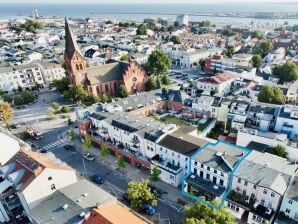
[{"xmin": 64, "ymin": 18, "xmax": 88, "ymax": 86}]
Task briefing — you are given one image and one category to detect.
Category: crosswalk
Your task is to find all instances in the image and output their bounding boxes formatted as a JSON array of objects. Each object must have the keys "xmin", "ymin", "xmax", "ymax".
[{"xmin": 40, "ymin": 139, "xmax": 65, "ymax": 152}]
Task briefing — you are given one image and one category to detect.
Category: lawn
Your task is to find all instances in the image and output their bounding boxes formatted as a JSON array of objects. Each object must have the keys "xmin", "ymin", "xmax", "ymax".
[
  {"xmin": 160, "ymin": 114, "xmax": 190, "ymax": 126},
  {"xmin": 197, "ymin": 118, "xmax": 214, "ymax": 132}
]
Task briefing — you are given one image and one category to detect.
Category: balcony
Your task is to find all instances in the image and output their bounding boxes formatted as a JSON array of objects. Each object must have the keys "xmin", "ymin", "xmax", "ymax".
[
  {"xmin": 151, "ymin": 155, "xmax": 183, "ymax": 174},
  {"xmin": 227, "ymin": 190, "xmax": 255, "ymax": 210}
]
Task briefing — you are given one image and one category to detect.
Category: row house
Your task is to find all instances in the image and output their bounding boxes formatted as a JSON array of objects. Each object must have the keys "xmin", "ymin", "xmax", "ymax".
[
  {"xmin": 153, "ymin": 126, "xmax": 207, "ymax": 187},
  {"xmin": 0, "ymin": 63, "xmax": 44, "ymax": 93},
  {"xmin": 227, "ymin": 100, "xmax": 250, "ymax": 131},
  {"xmin": 227, "ymin": 151, "xmax": 298, "ymax": 224},
  {"xmin": 39, "ymin": 61, "xmax": 66, "ymax": 83},
  {"xmin": 275, "ymin": 105, "xmax": 298, "ymax": 140},
  {"xmin": 189, "ymin": 95, "xmax": 222, "ymax": 119},
  {"xmin": 183, "ymin": 141, "xmax": 249, "ymax": 202}
]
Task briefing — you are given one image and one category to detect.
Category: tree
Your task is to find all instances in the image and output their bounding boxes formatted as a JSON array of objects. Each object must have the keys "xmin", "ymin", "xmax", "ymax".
[
  {"xmin": 250, "ymin": 31, "xmax": 263, "ymax": 39},
  {"xmin": 60, "ymin": 105, "xmax": 69, "ymax": 113},
  {"xmin": 21, "ymin": 90, "xmax": 35, "ymax": 104},
  {"xmin": 182, "ymin": 201, "xmax": 236, "ymax": 224},
  {"xmin": 253, "ymin": 40, "xmax": 273, "ymax": 58},
  {"xmin": 0, "ymin": 102, "xmax": 12, "ymax": 126},
  {"xmin": 167, "ymin": 26, "xmax": 174, "ymax": 32},
  {"xmin": 116, "ymin": 85, "xmax": 129, "ymax": 98},
  {"xmin": 266, "ymin": 145, "xmax": 287, "ymax": 158},
  {"xmin": 251, "ymin": 55, "xmax": 262, "ymax": 69},
  {"xmin": 222, "ymin": 29, "xmax": 235, "ymax": 36},
  {"xmin": 52, "ymin": 78, "xmax": 69, "ymax": 94},
  {"xmin": 2, "ymin": 94, "xmax": 13, "ymax": 103},
  {"xmin": 105, "ymin": 20, "xmax": 113, "ymax": 25},
  {"xmin": 120, "ymin": 54, "xmax": 130, "ymax": 62},
  {"xmin": 100, "ymin": 143, "xmax": 109, "ymax": 158},
  {"xmin": 47, "ymin": 108, "xmax": 55, "ymax": 120},
  {"xmin": 51, "ymin": 102, "xmax": 60, "ymax": 111},
  {"xmin": 273, "ymin": 61, "xmax": 298, "ymax": 84},
  {"xmin": 258, "ymin": 86, "xmax": 284, "ymax": 104},
  {"xmin": 83, "ymin": 134, "xmax": 92, "ymax": 151},
  {"xmin": 63, "ymin": 85, "xmax": 88, "ymax": 102},
  {"xmin": 174, "ymin": 21, "xmax": 179, "ymax": 27},
  {"xmin": 147, "ymin": 50, "xmax": 171, "ymax": 76},
  {"xmin": 145, "ymin": 77, "xmax": 157, "ymax": 91},
  {"xmin": 150, "ymin": 162, "xmax": 161, "ymax": 186},
  {"xmin": 13, "ymin": 96, "xmax": 23, "ymax": 106},
  {"xmin": 69, "ymin": 128, "xmax": 76, "ymax": 144},
  {"xmin": 226, "ymin": 46, "xmax": 235, "ymax": 58},
  {"xmin": 161, "ymin": 74, "xmax": 171, "ymax": 86},
  {"xmin": 169, "ymin": 35, "xmax": 181, "ymax": 44},
  {"xmin": 199, "ymin": 59, "xmax": 206, "ymax": 70},
  {"xmin": 136, "ymin": 24, "xmax": 147, "ymax": 35},
  {"xmin": 210, "ymin": 90, "xmax": 218, "ymax": 96},
  {"xmin": 117, "ymin": 155, "xmax": 126, "ymax": 172},
  {"xmin": 127, "ymin": 180, "xmax": 158, "ymax": 209}
]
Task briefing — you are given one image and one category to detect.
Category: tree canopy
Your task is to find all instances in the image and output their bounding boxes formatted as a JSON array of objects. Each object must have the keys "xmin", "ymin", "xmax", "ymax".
[
  {"xmin": 83, "ymin": 134, "xmax": 92, "ymax": 151},
  {"xmin": 273, "ymin": 61, "xmax": 298, "ymax": 84},
  {"xmin": 15, "ymin": 20, "xmax": 43, "ymax": 33},
  {"xmin": 266, "ymin": 145, "xmax": 287, "ymax": 158},
  {"xmin": 127, "ymin": 180, "xmax": 158, "ymax": 209},
  {"xmin": 116, "ymin": 85, "xmax": 129, "ymax": 98},
  {"xmin": 250, "ymin": 31, "xmax": 263, "ymax": 39},
  {"xmin": 63, "ymin": 84, "xmax": 88, "ymax": 102},
  {"xmin": 222, "ymin": 29, "xmax": 235, "ymax": 37},
  {"xmin": 136, "ymin": 24, "xmax": 147, "ymax": 35},
  {"xmin": 226, "ymin": 46, "xmax": 235, "ymax": 58},
  {"xmin": 147, "ymin": 50, "xmax": 171, "ymax": 76},
  {"xmin": 258, "ymin": 86, "xmax": 284, "ymax": 105},
  {"xmin": 0, "ymin": 102, "xmax": 12, "ymax": 125},
  {"xmin": 120, "ymin": 54, "xmax": 130, "ymax": 62},
  {"xmin": 150, "ymin": 162, "xmax": 161, "ymax": 185},
  {"xmin": 52, "ymin": 77, "xmax": 69, "ymax": 94},
  {"xmin": 161, "ymin": 74, "xmax": 171, "ymax": 86},
  {"xmin": 181, "ymin": 201, "xmax": 236, "ymax": 224},
  {"xmin": 170, "ymin": 35, "xmax": 181, "ymax": 44},
  {"xmin": 145, "ymin": 76, "xmax": 157, "ymax": 91},
  {"xmin": 251, "ymin": 55, "xmax": 262, "ymax": 69},
  {"xmin": 253, "ymin": 40, "xmax": 273, "ymax": 58}
]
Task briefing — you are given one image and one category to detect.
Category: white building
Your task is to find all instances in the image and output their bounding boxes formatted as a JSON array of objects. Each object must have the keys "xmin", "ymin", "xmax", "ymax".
[
  {"xmin": 197, "ymin": 73, "xmax": 235, "ymax": 96},
  {"xmin": 39, "ymin": 62, "xmax": 66, "ymax": 83},
  {"xmin": 176, "ymin": 14, "xmax": 188, "ymax": 26},
  {"xmin": 275, "ymin": 105, "xmax": 298, "ymax": 140}
]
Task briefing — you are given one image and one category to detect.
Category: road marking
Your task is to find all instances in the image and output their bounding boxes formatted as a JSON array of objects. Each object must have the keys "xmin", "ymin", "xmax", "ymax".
[
  {"xmin": 159, "ymin": 198, "xmax": 184, "ymax": 213},
  {"xmin": 40, "ymin": 139, "xmax": 65, "ymax": 151}
]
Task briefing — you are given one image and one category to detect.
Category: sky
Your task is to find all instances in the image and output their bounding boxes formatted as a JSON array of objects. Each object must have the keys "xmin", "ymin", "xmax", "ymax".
[{"xmin": 0, "ymin": 0, "xmax": 297, "ymax": 3}]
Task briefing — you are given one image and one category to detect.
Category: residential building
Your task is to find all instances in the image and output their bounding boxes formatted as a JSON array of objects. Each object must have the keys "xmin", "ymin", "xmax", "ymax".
[
  {"xmin": 227, "ymin": 151, "xmax": 298, "ymax": 224},
  {"xmin": 227, "ymin": 100, "xmax": 250, "ymax": 131},
  {"xmin": 176, "ymin": 14, "xmax": 188, "ymax": 26},
  {"xmin": 197, "ymin": 73, "xmax": 235, "ymax": 96},
  {"xmin": 275, "ymin": 105, "xmax": 298, "ymax": 140},
  {"xmin": 39, "ymin": 61, "xmax": 66, "ymax": 83}
]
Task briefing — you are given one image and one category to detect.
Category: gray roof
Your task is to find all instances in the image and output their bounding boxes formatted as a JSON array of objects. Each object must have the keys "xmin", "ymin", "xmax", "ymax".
[
  {"xmin": 30, "ymin": 179, "xmax": 116, "ymax": 224},
  {"xmin": 234, "ymin": 151, "xmax": 298, "ymax": 195},
  {"xmin": 193, "ymin": 142, "xmax": 245, "ymax": 173}
]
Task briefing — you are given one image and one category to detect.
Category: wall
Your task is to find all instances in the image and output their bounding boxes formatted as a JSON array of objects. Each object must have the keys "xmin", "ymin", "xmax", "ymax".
[{"xmin": 279, "ymin": 196, "xmax": 298, "ymax": 221}]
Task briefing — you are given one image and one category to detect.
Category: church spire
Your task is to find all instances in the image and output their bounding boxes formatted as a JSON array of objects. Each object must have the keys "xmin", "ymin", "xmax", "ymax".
[{"xmin": 65, "ymin": 18, "xmax": 82, "ymax": 59}]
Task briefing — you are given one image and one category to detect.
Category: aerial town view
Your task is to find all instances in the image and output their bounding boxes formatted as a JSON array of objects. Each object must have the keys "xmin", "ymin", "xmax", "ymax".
[{"xmin": 1, "ymin": 0, "xmax": 298, "ymax": 224}]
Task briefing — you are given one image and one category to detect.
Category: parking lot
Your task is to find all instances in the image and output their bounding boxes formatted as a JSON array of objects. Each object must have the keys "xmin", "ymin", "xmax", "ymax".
[{"xmin": 168, "ymin": 68, "xmax": 205, "ymax": 86}]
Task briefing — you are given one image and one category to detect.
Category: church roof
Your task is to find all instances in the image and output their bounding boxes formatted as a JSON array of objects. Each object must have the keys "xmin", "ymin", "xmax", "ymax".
[{"xmin": 65, "ymin": 18, "xmax": 82, "ymax": 59}]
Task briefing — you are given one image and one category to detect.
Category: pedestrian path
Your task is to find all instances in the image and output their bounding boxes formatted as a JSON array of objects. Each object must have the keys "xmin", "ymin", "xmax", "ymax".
[{"xmin": 40, "ymin": 139, "xmax": 65, "ymax": 151}]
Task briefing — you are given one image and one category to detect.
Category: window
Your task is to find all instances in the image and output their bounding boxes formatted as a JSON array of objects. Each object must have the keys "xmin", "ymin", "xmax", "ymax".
[
  {"xmin": 160, "ymin": 147, "xmax": 162, "ymax": 152},
  {"xmin": 244, "ymin": 180, "xmax": 248, "ymax": 186},
  {"xmin": 194, "ymin": 161, "xmax": 197, "ymax": 166},
  {"xmin": 172, "ymin": 152, "xmax": 174, "ymax": 156},
  {"xmin": 48, "ymin": 176, "xmax": 52, "ymax": 181},
  {"xmin": 50, "ymin": 184, "xmax": 56, "ymax": 190},
  {"xmin": 206, "ymin": 174, "xmax": 210, "ymax": 180},
  {"xmin": 263, "ymin": 189, "xmax": 267, "ymax": 194},
  {"xmin": 220, "ymin": 179, "xmax": 224, "ymax": 186},
  {"xmin": 253, "ymin": 185, "xmax": 257, "ymax": 190},
  {"xmin": 260, "ymin": 200, "xmax": 265, "ymax": 206},
  {"xmin": 185, "ymin": 157, "xmax": 188, "ymax": 161},
  {"xmin": 79, "ymin": 64, "xmax": 83, "ymax": 70},
  {"xmin": 289, "ymin": 200, "xmax": 293, "ymax": 204},
  {"xmin": 207, "ymin": 167, "xmax": 210, "ymax": 171},
  {"xmin": 286, "ymin": 209, "xmax": 291, "ymax": 214},
  {"xmin": 271, "ymin": 192, "xmax": 275, "ymax": 197},
  {"xmin": 170, "ymin": 175, "xmax": 174, "ymax": 180},
  {"xmin": 76, "ymin": 64, "xmax": 79, "ymax": 70},
  {"xmin": 238, "ymin": 177, "xmax": 241, "ymax": 184},
  {"xmin": 214, "ymin": 170, "xmax": 217, "ymax": 174},
  {"xmin": 177, "ymin": 154, "xmax": 180, "ymax": 159},
  {"xmin": 201, "ymin": 164, "xmax": 204, "ymax": 168}
]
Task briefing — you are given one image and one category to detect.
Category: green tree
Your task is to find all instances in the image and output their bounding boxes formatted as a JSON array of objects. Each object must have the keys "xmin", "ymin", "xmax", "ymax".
[
  {"xmin": 258, "ymin": 86, "xmax": 285, "ymax": 104},
  {"xmin": 136, "ymin": 24, "xmax": 147, "ymax": 35},
  {"xmin": 2, "ymin": 94, "xmax": 13, "ymax": 103},
  {"xmin": 117, "ymin": 155, "xmax": 126, "ymax": 172},
  {"xmin": 251, "ymin": 55, "xmax": 262, "ymax": 69},
  {"xmin": 174, "ymin": 21, "xmax": 179, "ymax": 27},
  {"xmin": 63, "ymin": 84, "xmax": 88, "ymax": 102},
  {"xmin": 116, "ymin": 85, "xmax": 129, "ymax": 98},
  {"xmin": 167, "ymin": 26, "xmax": 174, "ymax": 32},
  {"xmin": 145, "ymin": 77, "xmax": 157, "ymax": 91},
  {"xmin": 253, "ymin": 40, "xmax": 273, "ymax": 58},
  {"xmin": 222, "ymin": 29, "xmax": 235, "ymax": 36},
  {"xmin": 150, "ymin": 162, "xmax": 161, "ymax": 186},
  {"xmin": 47, "ymin": 107, "xmax": 55, "ymax": 120},
  {"xmin": 273, "ymin": 61, "xmax": 298, "ymax": 84},
  {"xmin": 100, "ymin": 143, "xmax": 109, "ymax": 158},
  {"xmin": 266, "ymin": 145, "xmax": 287, "ymax": 158},
  {"xmin": 226, "ymin": 46, "xmax": 235, "ymax": 58},
  {"xmin": 51, "ymin": 102, "xmax": 60, "ymax": 111},
  {"xmin": 21, "ymin": 90, "xmax": 35, "ymax": 104},
  {"xmin": 147, "ymin": 50, "xmax": 171, "ymax": 76},
  {"xmin": 105, "ymin": 20, "xmax": 113, "ymax": 25},
  {"xmin": 120, "ymin": 54, "xmax": 130, "ymax": 61},
  {"xmin": 0, "ymin": 102, "xmax": 12, "ymax": 126},
  {"xmin": 69, "ymin": 128, "xmax": 76, "ymax": 143},
  {"xmin": 182, "ymin": 201, "xmax": 236, "ymax": 224},
  {"xmin": 170, "ymin": 35, "xmax": 181, "ymax": 44},
  {"xmin": 127, "ymin": 180, "xmax": 158, "ymax": 209},
  {"xmin": 250, "ymin": 31, "xmax": 263, "ymax": 39},
  {"xmin": 161, "ymin": 74, "xmax": 171, "ymax": 86},
  {"xmin": 13, "ymin": 96, "xmax": 23, "ymax": 106},
  {"xmin": 83, "ymin": 134, "xmax": 92, "ymax": 151},
  {"xmin": 199, "ymin": 59, "xmax": 206, "ymax": 70},
  {"xmin": 60, "ymin": 105, "xmax": 69, "ymax": 113},
  {"xmin": 52, "ymin": 77, "xmax": 69, "ymax": 94},
  {"xmin": 210, "ymin": 90, "xmax": 218, "ymax": 96}
]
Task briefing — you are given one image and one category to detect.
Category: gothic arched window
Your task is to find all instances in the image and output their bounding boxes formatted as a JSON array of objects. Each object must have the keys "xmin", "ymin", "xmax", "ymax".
[
  {"xmin": 105, "ymin": 84, "xmax": 109, "ymax": 92},
  {"xmin": 79, "ymin": 64, "xmax": 83, "ymax": 70},
  {"xmin": 76, "ymin": 64, "xmax": 79, "ymax": 70}
]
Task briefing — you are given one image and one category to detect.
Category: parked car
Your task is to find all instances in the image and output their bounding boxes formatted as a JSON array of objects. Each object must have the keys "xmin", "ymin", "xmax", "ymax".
[
  {"xmin": 122, "ymin": 192, "xmax": 130, "ymax": 203},
  {"xmin": 91, "ymin": 175, "xmax": 104, "ymax": 184},
  {"xmin": 143, "ymin": 205, "xmax": 156, "ymax": 215},
  {"xmin": 84, "ymin": 153, "xmax": 95, "ymax": 161},
  {"xmin": 148, "ymin": 185, "xmax": 161, "ymax": 197},
  {"xmin": 64, "ymin": 144, "xmax": 76, "ymax": 151},
  {"xmin": 39, "ymin": 149, "xmax": 47, "ymax": 153}
]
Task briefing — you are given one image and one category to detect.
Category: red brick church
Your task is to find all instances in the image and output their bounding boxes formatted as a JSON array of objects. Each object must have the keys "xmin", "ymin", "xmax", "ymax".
[{"xmin": 64, "ymin": 19, "xmax": 147, "ymax": 97}]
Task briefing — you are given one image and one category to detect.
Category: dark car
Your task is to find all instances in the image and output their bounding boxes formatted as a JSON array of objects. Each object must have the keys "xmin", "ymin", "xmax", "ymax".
[
  {"xmin": 64, "ymin": 144, "xmax": 76, "ymax": 151},
  {"xmin": 39, "ymin": 149, "xmax": 47, "ymax": 153},
  {"xmin": 91, "ymin": 175, "xmax": 104, "ymax": 184},
  {"xmin": 122, "ymin": 193, "xmax": 130, "ymax": 203},
  {"xmin": 148, "ymin": 185, "xmax": 161, "ymax": 197}
]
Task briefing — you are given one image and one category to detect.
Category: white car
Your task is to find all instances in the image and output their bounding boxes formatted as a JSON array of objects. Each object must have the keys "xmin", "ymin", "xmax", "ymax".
[{"xmin": 84, "ymin": 153, "xmax": 95, "ymax": 161}]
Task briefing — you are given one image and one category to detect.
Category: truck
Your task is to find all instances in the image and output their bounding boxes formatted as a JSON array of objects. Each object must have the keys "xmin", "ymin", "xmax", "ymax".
[{"xmin": 26, "ymin": 125, "xmax": 43, "ymax": 140}]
